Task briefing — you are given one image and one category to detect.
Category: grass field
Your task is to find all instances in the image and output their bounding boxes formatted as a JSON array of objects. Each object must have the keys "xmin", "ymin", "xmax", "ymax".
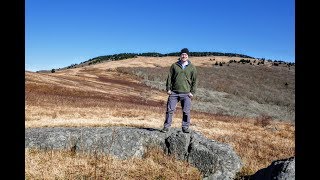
[{"xmin": 25, "ymin": 56, "xmax": 295, "ymax": 179}]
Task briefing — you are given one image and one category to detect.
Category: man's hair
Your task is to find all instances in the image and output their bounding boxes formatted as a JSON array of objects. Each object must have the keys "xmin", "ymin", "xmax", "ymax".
[{"xmin": 180, "ymin": 48, "xmax": 189, "ymax": 55}]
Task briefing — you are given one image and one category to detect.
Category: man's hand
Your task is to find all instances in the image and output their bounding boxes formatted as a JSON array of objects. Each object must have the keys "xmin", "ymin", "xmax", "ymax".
[
  {"xmin": 167, "ymin": 90, "xmax": 172, "ymax": 95},
  {"xmin": 188, "ymin": 92, "xmax": 193, "ymax": 98}
]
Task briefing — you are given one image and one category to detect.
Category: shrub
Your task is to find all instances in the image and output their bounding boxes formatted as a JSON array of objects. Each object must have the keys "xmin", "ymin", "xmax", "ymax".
[{"xmin": 254, "ymin": 114, "xmax": 272, "ymax": 127}]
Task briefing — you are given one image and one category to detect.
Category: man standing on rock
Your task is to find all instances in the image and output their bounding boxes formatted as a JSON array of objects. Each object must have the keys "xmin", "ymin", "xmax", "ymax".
[{"xmin": 161, "ymin": 48, "xmax": 198, "ymax": 133}]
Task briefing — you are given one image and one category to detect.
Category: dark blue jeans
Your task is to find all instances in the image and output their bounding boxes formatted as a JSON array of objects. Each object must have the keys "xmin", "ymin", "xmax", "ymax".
[{"xmin": 164, "ymin": 92, "xmax": 191, "ymax": 129}]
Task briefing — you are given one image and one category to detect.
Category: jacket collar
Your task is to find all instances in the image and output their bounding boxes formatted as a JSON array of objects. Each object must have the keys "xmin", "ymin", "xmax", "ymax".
[{"xmin": 176, "ymin": 59, "xmax": 191, "ymax": 67}]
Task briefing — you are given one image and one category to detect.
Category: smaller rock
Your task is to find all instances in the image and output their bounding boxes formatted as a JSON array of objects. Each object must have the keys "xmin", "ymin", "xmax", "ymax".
[{"xmin": 250, "ymin": 156, "xmax": 295, "ymax": 180}]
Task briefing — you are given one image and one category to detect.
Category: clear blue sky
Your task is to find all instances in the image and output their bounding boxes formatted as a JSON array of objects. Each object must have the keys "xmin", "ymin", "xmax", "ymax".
[{"xmin": 26, "ymin": 0, "xmax": 295, "ymax": 72}]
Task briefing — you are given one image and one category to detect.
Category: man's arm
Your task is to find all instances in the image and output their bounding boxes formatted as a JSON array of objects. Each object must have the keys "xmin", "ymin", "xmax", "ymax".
[
  {"xmin": 166, "ymin": 65, "xmax": 174, "ymax": 93},
  {"xmin": 190, "ymin": 66, "xmax": 198, "ymax": 95}
]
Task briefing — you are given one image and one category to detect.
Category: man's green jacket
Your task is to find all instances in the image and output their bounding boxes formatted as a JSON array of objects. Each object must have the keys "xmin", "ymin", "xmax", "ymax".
[{"xmin": 166, "ymin": 60, "xmax": 198, "ymax": 94}]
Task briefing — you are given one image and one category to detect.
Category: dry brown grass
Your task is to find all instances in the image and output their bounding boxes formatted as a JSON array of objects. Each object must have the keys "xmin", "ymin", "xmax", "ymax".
[
  {"xmin": 25, "ymin": 147, "xmax": 202, "ymax": 180},
  {"xmin": 25, "ymin": 56, "xmax": 295, "ymax": 178}
]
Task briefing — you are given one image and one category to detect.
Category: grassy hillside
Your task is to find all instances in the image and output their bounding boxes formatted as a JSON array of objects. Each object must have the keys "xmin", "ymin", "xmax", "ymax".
[
  {"xmin": 115, "ymin": 57, "xmax": 295, "ymax": 122},
  {"xmin": 25, "ymin": 56, "xmax": 295, "ymax": 179}
]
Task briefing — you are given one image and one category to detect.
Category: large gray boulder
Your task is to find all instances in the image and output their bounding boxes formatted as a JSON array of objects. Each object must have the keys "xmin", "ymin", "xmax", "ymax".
[
  {"xmin": 25, "ymin": 127, "xmax": 242, "ymax": 179},
  {"xmin": 250, "ymin": 156, "xmax": 295, "ymax": 180}
]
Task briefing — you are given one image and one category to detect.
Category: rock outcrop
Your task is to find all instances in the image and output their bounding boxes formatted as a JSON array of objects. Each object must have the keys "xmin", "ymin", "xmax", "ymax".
[
  {"xmin": 250, "ymin": 156, "xmax": 295, "ymax": 180},
  {"xmin": 25, "ymin": 127, "xmax": 242, "ymax": 179}
]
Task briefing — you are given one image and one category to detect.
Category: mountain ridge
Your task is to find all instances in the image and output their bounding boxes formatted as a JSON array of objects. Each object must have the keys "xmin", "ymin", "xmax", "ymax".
[{"xmin": 34, "ymin": 51, "xmax": 293, "ymax": 73}]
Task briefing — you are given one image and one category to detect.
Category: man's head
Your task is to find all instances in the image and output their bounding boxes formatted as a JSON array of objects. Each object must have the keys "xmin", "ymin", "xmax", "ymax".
[{"xmin": 180, "ymin": 48, "xmax": 189, "ymax": 62}]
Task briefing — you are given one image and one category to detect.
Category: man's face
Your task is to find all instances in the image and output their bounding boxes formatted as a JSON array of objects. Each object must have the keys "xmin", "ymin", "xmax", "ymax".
[{"xmin": 180, "ymin": 53, "xmax": 188, "ymax": 61}]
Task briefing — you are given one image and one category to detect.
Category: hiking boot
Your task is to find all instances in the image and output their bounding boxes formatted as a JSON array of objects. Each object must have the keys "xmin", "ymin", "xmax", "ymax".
[
  {"xmin": 182, "ymin": 127, "xmax": 190, "ymax": 133},
  {"xmin": 161, "ymin": 127, "xmax": 169, "ymax": 133}
]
